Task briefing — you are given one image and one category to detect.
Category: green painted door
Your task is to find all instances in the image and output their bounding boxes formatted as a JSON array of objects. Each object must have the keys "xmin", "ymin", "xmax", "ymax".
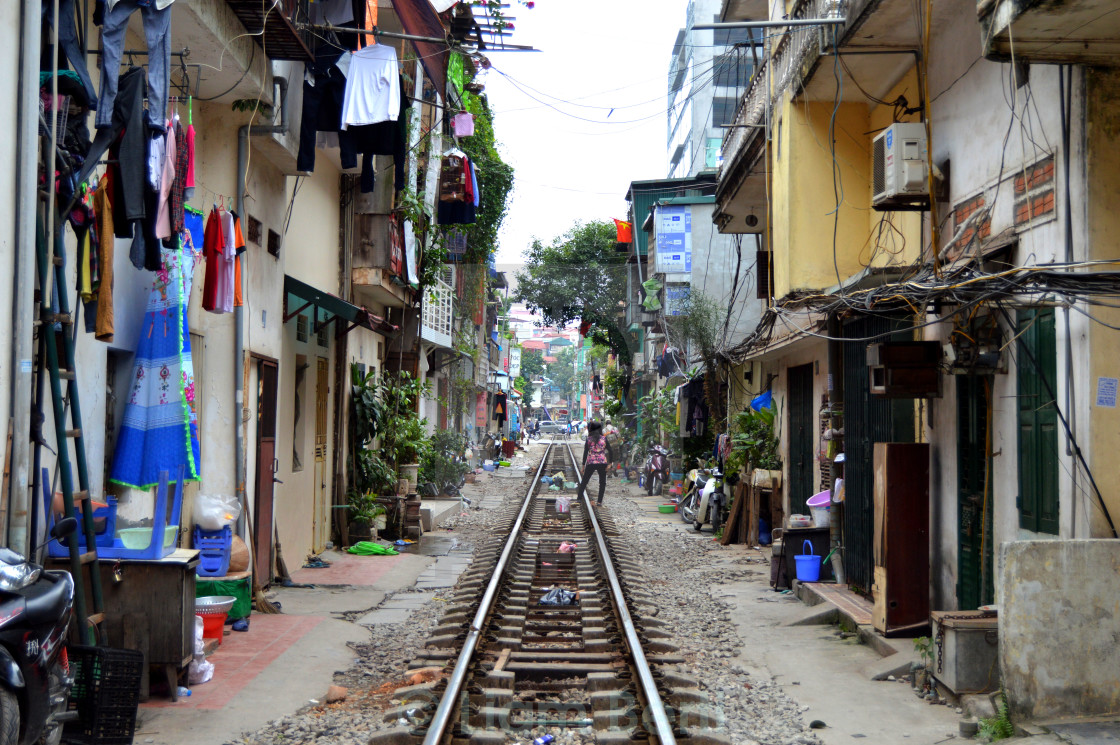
[
  {"xmin": 788, "ymin": 364, "xmax": 815, "ymax": 515},
  {"xmin": 1017, "ymin": 308, "xmax": 1059, "ymax": 535},
  {"xmin": 957, "ymin": 375, "xmax": 993, "ymax": 610}
]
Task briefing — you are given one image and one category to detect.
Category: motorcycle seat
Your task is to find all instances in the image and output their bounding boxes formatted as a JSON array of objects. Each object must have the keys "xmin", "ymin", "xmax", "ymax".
[{"xmin": 21, "ymin": 571, "xmax": 72, "ymax": 627}]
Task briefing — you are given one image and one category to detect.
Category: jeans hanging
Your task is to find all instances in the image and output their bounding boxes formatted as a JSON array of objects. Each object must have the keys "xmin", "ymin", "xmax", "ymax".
[
  {"xmin": 42, "ymin": 0, "xmax": 98, "ymax": 109},
  {"xmin": 96, "ymin": 0, "xmax": 171, "ymax": 132}
]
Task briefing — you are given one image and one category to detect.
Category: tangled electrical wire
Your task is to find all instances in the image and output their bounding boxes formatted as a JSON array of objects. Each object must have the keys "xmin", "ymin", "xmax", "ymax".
[{"xmin": 721, "ymin": 257, "xmax": 1120, "ymax": 364}]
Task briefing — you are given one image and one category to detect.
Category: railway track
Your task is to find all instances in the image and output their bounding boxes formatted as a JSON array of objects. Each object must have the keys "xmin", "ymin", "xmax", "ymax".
[{"xmin": 370, "ymin": 442, "xmax": 731, "ymax": 745}]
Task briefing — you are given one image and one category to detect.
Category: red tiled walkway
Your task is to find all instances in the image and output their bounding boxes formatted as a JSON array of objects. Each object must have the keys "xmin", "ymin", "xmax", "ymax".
[
  {"xmin": 142, "ymin": 614, "xmax": 323, "ymax": 710},
  {"xmin": 289, "ymin": 550, "xmax": 405, "ymax": 586}
]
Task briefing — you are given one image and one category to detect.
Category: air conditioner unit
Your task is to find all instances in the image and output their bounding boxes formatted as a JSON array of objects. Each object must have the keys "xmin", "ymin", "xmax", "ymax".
[
  {"xmin": 867, "ymin": 342, "xmax": 942, "ymax": 398},
  {"xmin": 872, "ymin": 122, "xmax": 930, "ymax": 211}
]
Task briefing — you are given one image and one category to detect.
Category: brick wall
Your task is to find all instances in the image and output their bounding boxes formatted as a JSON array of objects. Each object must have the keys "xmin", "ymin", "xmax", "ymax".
[{"xmin": 1014, "ymin": 156, "xmax": 1056, "ymax": 226}]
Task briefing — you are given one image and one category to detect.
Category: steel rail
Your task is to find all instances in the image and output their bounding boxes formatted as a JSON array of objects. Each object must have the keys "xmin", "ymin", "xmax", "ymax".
[
  {"xmin": 564, "ymin": 444, "xmax": 678, "ymax": 745},
  {"xmin": 421, "ymin": 443, "xmax": 554, "ymax": 745}
]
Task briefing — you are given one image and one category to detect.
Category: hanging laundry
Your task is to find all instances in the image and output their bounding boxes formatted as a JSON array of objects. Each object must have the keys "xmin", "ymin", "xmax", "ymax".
[
  {"xmin": 184, "ymin": 118, "xmax": 196, "ymax": 201},
  {"xmin": 95, "ymin": 0, "xmax": 174, "ymax": 134},
  {"xmin": 347, "ymin": 74, "xmax": 411, "ymax": 193},
  {"xmin": 437, "ymin": 152, "xmax": 477, "ymax": 225},
  {"xmin": 170, "ymin": 116, "xmax": 188, "ymax": 236},
  {"xmin": 298, "ymin": 47, "xmax": 357, "ymax": 174},
  {"xmin": 154, "ymin": 123, "xmax": 176, "ymax": 240},
  {"xmin": 341, "ymin": 42, "xmax": 400, "ymax": 130},
  {"xmin": 91, "ymin": 175, "xmax": 115, "ymax": 341},
  {"xmin": 78, "ymin": 67, "xmax": 149, "ymax": 232},
  {"xmin": 224, "ymin": 211, "xmax": 247, "ymax": 307},
  {"xmin": 43, "ymin": 0, "xmax": 98, "ymax": 111},
  {"xmin": 201, "ymin": 208, "xmax": 234, "ymax": 313},
  {"xmin": 108, "ymin": 245, "xmax": 201, "ymax": 490},
  {"xmin": 451, "ymin": 112, "xmax": 474, "ymax": 137}
]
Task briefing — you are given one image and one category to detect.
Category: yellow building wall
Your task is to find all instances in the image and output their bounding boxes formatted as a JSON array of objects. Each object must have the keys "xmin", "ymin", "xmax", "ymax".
[
  {"xmin": 866, "ymin": 70, "xmax": 923, "ymax": 268},
  {"xmin": 1085, "ymin": 67, "xmax": 1120, "ymax": 538},
  {"xmin": 771, "ymin": 96, "xmax": 872, "ymax": 298}
]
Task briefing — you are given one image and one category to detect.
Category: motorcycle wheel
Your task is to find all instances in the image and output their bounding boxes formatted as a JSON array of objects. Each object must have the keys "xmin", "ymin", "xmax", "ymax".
[
  {"xmin": 652, "ymin": 476, "xmax": 662, "ymax": 496},
  {"xmin": 645, "ymin": 474, "xmax": 654, "ymax": 496},
  {"xmin": 0, "ymin": 687, "xmax": 18, "ymax": 745},
  {"xmin": 712, "ymin": 504, "xmax": 724, "ymax": 535}
]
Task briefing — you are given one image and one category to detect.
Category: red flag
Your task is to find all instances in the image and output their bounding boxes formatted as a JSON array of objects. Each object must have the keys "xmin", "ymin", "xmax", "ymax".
[{"xmin": 613, "ymin": 219, "xmax": 632, "ymax": 244}]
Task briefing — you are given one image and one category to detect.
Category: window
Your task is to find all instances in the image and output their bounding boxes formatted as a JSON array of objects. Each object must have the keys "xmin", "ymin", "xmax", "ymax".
[
  {"xmin": 296, "ymin": 314, "xmax": 308, "ymax": 343},
  {"xmin": 705, "ymin": 138, "xmax": 722, "ymax": 170},
  {"xmin": 713, "ymin": 51, "xmax": 753, "ymax": 90},
  {"xmin": 247, "ymin": 215, "xmax": 262, "ymax": 246},
  {"xmin": 317, "ymin": 324, "xmax": 329, "ymax": 348},
  {"xmin": 1016, "ymin": 308, "xmax": 1059, "ymax": 534},
  {"xmin": 268, "ymin": 228, "xmax": 281, "ymax": 258},
  {"xmin": 713, "ymin": 97, "xmax": 738, "ymax": 127}
]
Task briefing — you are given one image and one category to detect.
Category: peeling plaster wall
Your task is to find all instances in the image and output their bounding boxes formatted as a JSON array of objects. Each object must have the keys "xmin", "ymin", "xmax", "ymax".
[{"xmin": 999, "ymin": 540, "xmax": 1120, "ymax": 720}]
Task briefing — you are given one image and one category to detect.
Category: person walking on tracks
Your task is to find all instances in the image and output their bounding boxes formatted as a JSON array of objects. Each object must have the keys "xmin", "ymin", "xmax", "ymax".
[{"xmin": 578, "ymin": 420, "xmax": 614, "ymax": 507}]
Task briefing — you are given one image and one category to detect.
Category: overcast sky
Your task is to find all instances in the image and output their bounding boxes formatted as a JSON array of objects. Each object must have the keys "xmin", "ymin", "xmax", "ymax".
[{"xmin": 477, "ymin": 0, "xmax": 688, "ymax": 264}]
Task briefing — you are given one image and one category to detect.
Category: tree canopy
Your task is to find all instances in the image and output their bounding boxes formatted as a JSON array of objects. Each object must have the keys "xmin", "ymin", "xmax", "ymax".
[{"xmin": 514, "ymin": 221, "xmax": 631, "ymax": 355}]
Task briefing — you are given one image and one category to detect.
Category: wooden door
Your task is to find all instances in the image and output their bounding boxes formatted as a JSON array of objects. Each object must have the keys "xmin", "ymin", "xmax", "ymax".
[
  {"xmin": 787, "ymin": 364, "xmax": 814, "ymax": 515},
  {"xmin": 313, "ymin": 357, "xmax": 329, "ymax": 552},
  {"xmin": 254, "ymin": 358, "xmax": 279, "ymax": 585}
]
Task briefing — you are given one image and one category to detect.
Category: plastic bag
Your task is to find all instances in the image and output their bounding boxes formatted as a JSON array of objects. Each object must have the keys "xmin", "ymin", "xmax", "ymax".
[
  {"xmin": 539, "ymin": 586, "xmax": 578, "ymax": 606},
  {"xmin": 194, "ymin": 494, "xmax": 241, "ymax": 531},
  {"xmin": 555, "ymin": 496, "xmax": 570, "ymax": 514},
  {"xmin": 188, "ymin": 617, "xmax": 214, "ymax": 684},
  {"xmin": 347, "ymin": 541, "xmax": 399, "ymax": 556}
]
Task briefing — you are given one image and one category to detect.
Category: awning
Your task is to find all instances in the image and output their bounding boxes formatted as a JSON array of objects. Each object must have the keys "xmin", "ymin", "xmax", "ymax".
[
  {"xmin": 283, "ymin": 275, "xmax": 397, "ymax": 336},
  {"xmin": 390, "ymin": 0, "xmax": 449, "ymax": 98}
]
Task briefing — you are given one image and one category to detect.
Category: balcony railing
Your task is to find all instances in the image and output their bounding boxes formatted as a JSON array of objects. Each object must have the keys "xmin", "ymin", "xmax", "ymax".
[
  {"xmin": 420, "ymin": 277, "xmax": 453, "ymax": 349},
  {"xmin": 720, "ymin": 0, "xmax": 848, "ymax": 177}
]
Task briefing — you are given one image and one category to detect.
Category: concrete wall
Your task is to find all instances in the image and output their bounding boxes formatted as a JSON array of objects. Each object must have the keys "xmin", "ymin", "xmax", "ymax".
[
  {"xmin": 1084, "ymin": 67, "xmax": 1120, "ymax": 540},
  {"xmin": 921, "ymin": 0, "xmax": 1094, "ymax": 610},
  {"xmin": 771, "ymin": 97, "xmax": 872, "ymax": 297},
  {"xmin": 999, "ymin": 540, "xmax": 1120, "ymax": 720},
  {"xmin": 0, "ymin": 2, "xmax": 19, "ymax": 479}
]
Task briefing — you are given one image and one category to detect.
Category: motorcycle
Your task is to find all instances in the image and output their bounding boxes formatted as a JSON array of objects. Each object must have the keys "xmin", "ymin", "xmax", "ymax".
[
  {"xmin": 679, "ymin": 466, "xmax": 727, "ymax": 533},
  {"xmin": 643, "ymin": 445, "xmax": 671, "ymax": 496},
  {"xmin": 0, "ymin": 517, "xmax": 79, "ymax": 745}
]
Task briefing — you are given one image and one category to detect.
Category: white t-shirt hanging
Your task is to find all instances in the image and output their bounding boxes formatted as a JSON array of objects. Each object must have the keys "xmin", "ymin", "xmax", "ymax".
[{"xmin": 341, "ymin": 43, "xmax": 400, "ymax": 130}]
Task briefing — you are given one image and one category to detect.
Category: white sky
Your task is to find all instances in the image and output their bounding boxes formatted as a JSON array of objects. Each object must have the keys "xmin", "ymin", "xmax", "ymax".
[{"xmin": 476, "ymin": 0, "xmax": 688, "ymax": 264}]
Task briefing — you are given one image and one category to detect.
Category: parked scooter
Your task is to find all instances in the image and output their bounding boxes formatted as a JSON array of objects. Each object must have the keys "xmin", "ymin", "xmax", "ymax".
[
  {"xmin": 679, "ymin": 466, "xmax": 727, "ymax": 533},
  {"xmin": 642, "ymin": 445, "xmax": 671, "ymax": 496},
  {"xmin": 0, "ymin": 517, "xmax": 79, "ymax": 745}
]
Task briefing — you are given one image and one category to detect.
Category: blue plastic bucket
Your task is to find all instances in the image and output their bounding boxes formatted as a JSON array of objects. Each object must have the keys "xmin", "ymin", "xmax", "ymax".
[{"xmin": 794, "ymin": 540, "xmax": 821, "ymax": 582}]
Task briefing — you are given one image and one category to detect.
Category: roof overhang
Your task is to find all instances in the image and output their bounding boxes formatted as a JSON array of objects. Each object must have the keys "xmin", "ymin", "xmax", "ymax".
[{"xmin": 284, "ymin": 275, "xmax": 397, "ymax": 337}]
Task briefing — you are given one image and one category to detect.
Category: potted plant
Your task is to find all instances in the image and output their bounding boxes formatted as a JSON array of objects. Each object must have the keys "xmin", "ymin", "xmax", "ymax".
[
  {"xmin": 420, "ymin": 430, "xmax": 470, "ymax": 496},
  {"xmin": 377, "ymin": 372, "xmax": 431, "ymax": 490},
  {"xmin": 731, "ymin": 406, "xmax": 782, "ymax": 482}
]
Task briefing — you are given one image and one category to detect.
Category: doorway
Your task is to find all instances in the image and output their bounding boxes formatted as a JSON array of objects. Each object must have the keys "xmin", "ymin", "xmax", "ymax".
[
  {"xmin": 254, "ymin": 358, "xmax": 279, "ymax": 584},
  {"xmin": 313, "ymin": 357, "xmax": 329, "ymax": 552},
  {"xmin": 957, "ymin": 375, "xmax": 993, "ymax": 610},
  {"xmin": 787, "ymin": 364, "xmax": 814, "ymax": 515}
]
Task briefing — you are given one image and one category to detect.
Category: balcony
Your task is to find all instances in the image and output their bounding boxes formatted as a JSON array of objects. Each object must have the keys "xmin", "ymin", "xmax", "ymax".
[
  {"xmin": 351, "ymin": 215, "xmax": 411, "ymax": 310},
  {"xmin": 420, "ymin": 277, "xmax": 454, "ymax": 349},
  {"xmin": 979, "ymin": 0, "xmax": 1120, "ymax": 64},
  {"xmin": 714, "ymin": 60, "xmax": 768, "ymax": 233},
  {"xmin": 224, "ymin": 0, "xmax": 313, "ymax": 61}
]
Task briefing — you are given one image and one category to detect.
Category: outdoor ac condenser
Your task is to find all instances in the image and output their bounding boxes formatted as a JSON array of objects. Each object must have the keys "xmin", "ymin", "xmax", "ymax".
[{"xmin": 872, "ymin": 122, "xmax": 929, "ymax": 211}]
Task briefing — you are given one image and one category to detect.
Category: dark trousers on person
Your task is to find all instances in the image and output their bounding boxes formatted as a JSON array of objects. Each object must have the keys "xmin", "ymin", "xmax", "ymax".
[{"xmin": 579, "ymin": 463, "xmax": 607, "ymax": 505}]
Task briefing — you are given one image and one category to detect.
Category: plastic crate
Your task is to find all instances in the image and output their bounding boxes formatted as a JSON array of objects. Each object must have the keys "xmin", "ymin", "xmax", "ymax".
[
  {"xmin": 193, "ymin": 525, "xmax": 233, "ymax": 578},
  {"xmin": 64, "ymin": 645, "xmax": 144, "ymax": 745}
]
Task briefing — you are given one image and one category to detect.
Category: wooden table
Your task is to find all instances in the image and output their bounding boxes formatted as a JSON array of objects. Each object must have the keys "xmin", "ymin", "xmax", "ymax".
[{"xmin": 55, "ymin": 548, "xmax": 200, "ymax": 701}]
